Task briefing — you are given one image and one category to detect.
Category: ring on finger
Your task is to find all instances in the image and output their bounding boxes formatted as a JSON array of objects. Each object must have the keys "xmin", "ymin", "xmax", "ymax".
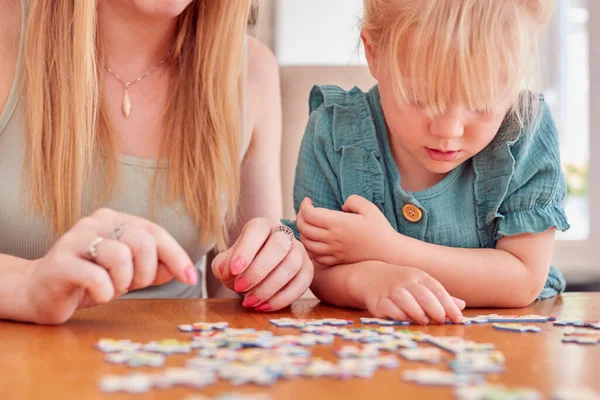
[
  {"xmin": 87, "ymin": 236, "xmax": 105, "ymax": 260},
  {"xmin": 270, "ymin": 225, "xmax": 294, "ymax": 245}
]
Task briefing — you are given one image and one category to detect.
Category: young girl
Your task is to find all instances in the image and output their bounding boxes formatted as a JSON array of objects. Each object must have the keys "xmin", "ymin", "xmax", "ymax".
[{"xmin": 283, "ymin": 0, "xmax": 569, "ymax": 324}]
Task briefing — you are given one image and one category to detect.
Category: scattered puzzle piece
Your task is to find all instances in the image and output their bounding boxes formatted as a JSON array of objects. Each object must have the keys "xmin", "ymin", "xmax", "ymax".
[
  {"xmin": 269, "ymin": 318, "xmax": 352, "ymax": 328},
  {"xmin": 95, "ymin": 339, "xmax": 141, "ymax": 353},
  {"xmin": 143, "ymin": 339, "xmax": 192, "ymax": 354},
  {"xmin": 156, "ymin": 368, "xmax": 217, "ymax": 389},
  {"xmin": 450, "ymin": 351, "xmax": 506, "ymax": 374},
  {"xmin": 403, "ymin": 368, "xmax": 485, "ymax": 387},
  {"xmin": 456, "ymin": 384, "xmax": 543, "ymax": 400},
  {"xmin": 552, "ymin": 386, "xmax": 600, "ymax": 400},
  {"xmin": 302, "ymin": 359, "xmax": 338, "ymax": 378},
  {"xmin": 399, "ymin": 347, "xmax": 443, "ymax": 364},
  {"xmin": 334, "ymin": 345, "xmax": 380, "ymax": 359},
  {"xmin": 493, "ymin": 323, "xmax": 542, "ymax": 333},
  {"xmin": 425, "ymin": 336, "xmax": 495, "ymax": 353},
  {"xmin": 554, "ymin": 319, "xmax": 600, "ymax": 330},
  {"xmin": 105, "ymin": 351, "xmax": 165, "ymax": 368},
  {"xmin": 98, "ymin": 373, "xmax": 155, "ymax": 394},
  {"xmin": 360, "ymin": 317, "xmax": 410, "ymax": 326},
  {"xmin": 476, "ymin": 314, "xmax": 552, "ymax": 323},
  {"xmin": 178, "ymin": 322, "xmax": 228, "ymax": 332},
  {"xmin": 561, "ymin": 327, "xmax": 600, "ymax": 345}
]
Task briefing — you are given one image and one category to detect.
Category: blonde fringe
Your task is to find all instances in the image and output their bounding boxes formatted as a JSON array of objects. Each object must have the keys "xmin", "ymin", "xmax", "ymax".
[{"xmin": 362, "ymin": 0, "xmax": 555, "ymax": 133}]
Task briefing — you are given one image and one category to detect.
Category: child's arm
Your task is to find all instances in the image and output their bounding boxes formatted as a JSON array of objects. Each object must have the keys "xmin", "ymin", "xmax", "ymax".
[
  {"xmin": 298, "ymin": 197, "xmax": 555, "ymax": 308},
  {"xmin": 310, "ymin": 259, "xmax": 465, "ymax": 324},
  {"xmin": 299, "ymin": 100, "xmax": 569, "ymax": 308}
]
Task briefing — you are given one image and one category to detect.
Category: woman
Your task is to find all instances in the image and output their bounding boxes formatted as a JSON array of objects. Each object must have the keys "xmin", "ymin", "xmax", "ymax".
[{"xmin": 0, "ymin": 0, "xmax": 313, "ymax": 324}]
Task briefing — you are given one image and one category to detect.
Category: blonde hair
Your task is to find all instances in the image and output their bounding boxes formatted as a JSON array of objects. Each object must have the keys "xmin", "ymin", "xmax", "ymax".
[
  {"xmin": 362, "ymin": 0, "xmax": 554, "ymax": 133},
  {"xmin": 23, "ymin": 0, "xmax": 254, "ymax": 250}
]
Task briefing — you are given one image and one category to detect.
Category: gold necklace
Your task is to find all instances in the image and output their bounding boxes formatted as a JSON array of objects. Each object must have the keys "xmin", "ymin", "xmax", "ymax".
[{"xmin": 105, "ymin": 50, "xmax": 172, "ymax": 118}]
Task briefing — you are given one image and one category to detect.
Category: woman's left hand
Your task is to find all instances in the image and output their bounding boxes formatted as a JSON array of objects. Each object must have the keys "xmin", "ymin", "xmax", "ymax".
[{"xmin": 211, "ymin": 218, "xmax": 314, "ymax": 311}]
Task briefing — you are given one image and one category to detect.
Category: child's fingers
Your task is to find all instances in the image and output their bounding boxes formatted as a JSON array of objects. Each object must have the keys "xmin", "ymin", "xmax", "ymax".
[
  {"xmin": 391, "ymin": 288, "xmax": 429, "ymax": 325},
  {"xmin": 410, "ymin": 285, "xmax": 448, "ymax": 324},
  {"xmin": 300, "ymin": 237, "xmax": 331, "ymax": 256},
  {"xmin": 452, "ymin": 297, "xmax": 467, "ymax": 310},
  {"xmin": 297, "ymin": 211, "xmax": 330, "ymax": 242},
  {"xmin": 314, "ymin": 256, "xmax": 341, "ymax": 267},
  {"xmin": 422, "ymin": 278, "xmax": 463, "ymax": 323},
  {"xmin": 341, "ymin": 194, "xmax": 378, "ymax": 216},
  {"xmin": 300, "ymin": 198, "xmax": 344, "ymax": 228},
  {"xmin": 373, "ymin": 297, "xmax": 410, "ymax": 322}
]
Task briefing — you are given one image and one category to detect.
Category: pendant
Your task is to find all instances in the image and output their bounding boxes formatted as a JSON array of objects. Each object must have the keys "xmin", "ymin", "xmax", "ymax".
[{"xmin": 122, "ymin": 88, "xmax": 131, "ymax": 118}]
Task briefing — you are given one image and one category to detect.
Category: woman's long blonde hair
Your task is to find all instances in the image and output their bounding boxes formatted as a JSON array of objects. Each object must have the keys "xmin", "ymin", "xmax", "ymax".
[
  {"xmin": 362, "ymin": 0, "xmax": 554, "ymax": 132},
  {"xmin": 23, "ymin": 0, "xmax": 253, "ymax": 250}
]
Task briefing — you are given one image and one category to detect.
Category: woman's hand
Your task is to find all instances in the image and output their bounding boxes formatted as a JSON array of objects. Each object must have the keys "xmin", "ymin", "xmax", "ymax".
[
  {"xmin": 211, "ymin": 218, "xmax": 314, "ymax": 311},
  {"xmin": 25, "ymin": 208, "xmax": 196, "ymax": 325}
]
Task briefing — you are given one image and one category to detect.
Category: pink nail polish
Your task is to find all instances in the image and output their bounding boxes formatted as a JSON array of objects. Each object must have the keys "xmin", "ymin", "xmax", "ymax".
[
  {"xmin": 234, "ymin": 276, "xmax": 250, "ymax": 293},
  {"xmin": 255, "ymin": 303, "xmax": 271, "ymax": 312},
  {"xmin": 184, "ymin": 265, "xmax": 198, "ymax": 285},
  {"xmin": 230, "ymin": 257, "xmax": 246, "ymax": 275},
  {"xmin": 242, "ymin": 294, "xmax": 260, "ymax": 308}
]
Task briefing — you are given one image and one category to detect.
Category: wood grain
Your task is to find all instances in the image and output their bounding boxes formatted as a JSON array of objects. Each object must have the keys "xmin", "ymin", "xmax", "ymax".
[{"xmin": 1, "ymin": 293, "xmax": 599, "ymax": 400}]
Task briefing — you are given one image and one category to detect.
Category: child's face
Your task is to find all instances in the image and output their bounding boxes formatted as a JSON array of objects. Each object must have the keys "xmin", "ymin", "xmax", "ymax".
[{"xmin": 376, "ymin": 63, "xmax": 510, "ymax": 176}]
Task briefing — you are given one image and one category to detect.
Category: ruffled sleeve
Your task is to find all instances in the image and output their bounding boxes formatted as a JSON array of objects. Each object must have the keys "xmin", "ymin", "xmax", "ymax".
[
  {"xmin": 281, "ymin": 85, "xmax": 385, "ymax": 239},
  {"xmin": 472, "ymin": 97, "xmax": 569, "ymax": 298}
]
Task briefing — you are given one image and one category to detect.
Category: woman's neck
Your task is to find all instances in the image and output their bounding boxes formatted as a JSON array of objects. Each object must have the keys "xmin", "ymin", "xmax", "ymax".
[{"xmin": 97, "ymin": 1, "xmax": 178, "ymax": 79}]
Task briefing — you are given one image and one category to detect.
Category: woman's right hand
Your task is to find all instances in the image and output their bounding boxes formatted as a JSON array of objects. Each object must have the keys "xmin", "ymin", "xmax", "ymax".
[
  {"xmin": 24, "ymin": 208, "xmax": 196, "ymax": 325},
  {"xmin": 354, "ymin": 263, "xmax": 466, "ymax": 324}
]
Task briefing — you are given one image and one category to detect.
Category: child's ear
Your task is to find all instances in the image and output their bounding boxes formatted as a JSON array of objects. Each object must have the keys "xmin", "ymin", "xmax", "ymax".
[{"xmin": 361, "ymin": 30, "xmax": 379, "ymax": 79}]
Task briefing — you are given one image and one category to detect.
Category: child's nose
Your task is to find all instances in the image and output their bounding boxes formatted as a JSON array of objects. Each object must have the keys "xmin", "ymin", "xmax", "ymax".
[{"xmin": 430, "ymin": 114, "xmax": 465, "ymax": 139}]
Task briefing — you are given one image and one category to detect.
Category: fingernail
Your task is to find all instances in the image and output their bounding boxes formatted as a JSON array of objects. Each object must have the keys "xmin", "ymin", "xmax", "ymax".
[
  {"xmin": 243, "ymin": 294, "xmax": 260, "ymax": 308},
  {"xmin": 234, "ymin": 276, "xmax": 250, "ymax": 293},
  {"xmin": 255, "ymin": 303, "xmax": 271, "ymax": 312},
  {"xmin": 421, "ymin": 318, "xmax": 429, "ymax": 325},
  {"xmin": 185, "ymin": 265, "xmax": 198, "ymax": 285},
  {"xmin": 230, "ymin": 257, "xmax": 246, "ymax": 275}
]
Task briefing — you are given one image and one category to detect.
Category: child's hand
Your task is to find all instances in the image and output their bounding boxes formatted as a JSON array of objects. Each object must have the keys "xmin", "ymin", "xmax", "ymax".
[
  {"xmin": 297, "ymin": 196, "xmax": 396, "ymax": 266},
  {"xmin": 352, "ymin": 262, "xmax": 465, "ymax": 324}
]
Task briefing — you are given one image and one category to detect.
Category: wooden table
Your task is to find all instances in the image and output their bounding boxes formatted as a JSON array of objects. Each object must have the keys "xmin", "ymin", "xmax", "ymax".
[{"xmin": 1, "ymin": 293, "xmax": 599, "ymax": 400}]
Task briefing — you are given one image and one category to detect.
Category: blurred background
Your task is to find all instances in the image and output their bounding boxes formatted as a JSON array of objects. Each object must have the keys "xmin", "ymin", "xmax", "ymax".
[{"xmin": 249, "ymin": 0, "xmax": 599, "ymax": 291}]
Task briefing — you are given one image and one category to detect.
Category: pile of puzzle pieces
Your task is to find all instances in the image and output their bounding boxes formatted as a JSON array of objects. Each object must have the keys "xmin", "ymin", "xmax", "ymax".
[{"xmin": 95, "ymin": 315, "xmax": 600, "ymax": 399}]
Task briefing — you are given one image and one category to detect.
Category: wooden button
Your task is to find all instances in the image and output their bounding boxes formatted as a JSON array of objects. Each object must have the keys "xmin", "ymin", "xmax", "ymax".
[{"xmin": 402, "ymin": 204, "xmax": 422, "ymax": 223}]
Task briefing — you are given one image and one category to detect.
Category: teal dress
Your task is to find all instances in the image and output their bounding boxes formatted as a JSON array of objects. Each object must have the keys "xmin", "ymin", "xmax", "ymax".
[{"xmin": 283, "ymin": 85, "xmax": 570, "ymax": 299}]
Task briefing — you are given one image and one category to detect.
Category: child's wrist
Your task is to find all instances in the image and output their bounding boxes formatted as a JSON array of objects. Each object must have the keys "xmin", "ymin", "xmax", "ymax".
[{"xmin": 346, "ymin": 261, "xmax": 383, "ymax": 307}]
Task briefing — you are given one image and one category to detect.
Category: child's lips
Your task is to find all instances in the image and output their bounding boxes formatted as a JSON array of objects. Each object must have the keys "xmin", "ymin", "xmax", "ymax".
[{"xmin": 425, "ymin": 147, "xmax": 460, "ymax": 162}]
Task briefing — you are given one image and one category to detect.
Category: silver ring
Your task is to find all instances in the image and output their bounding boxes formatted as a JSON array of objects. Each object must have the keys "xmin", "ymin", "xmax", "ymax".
[
  {"xmin": 270, "ymin": 225, "xmax": 294, "ymax": 245},
  {"xmin": 110, "ymin": 223, "xmax": 126, "ymax": 240},
  {"xmin": 87, "ymin": 236, "xmax": 105, "ymax": 260}
]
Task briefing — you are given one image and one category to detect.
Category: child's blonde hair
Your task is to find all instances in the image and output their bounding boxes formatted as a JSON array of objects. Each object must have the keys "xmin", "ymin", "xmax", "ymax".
[{"xmin": 362, "ymin": 0, "xmax": 554, "ymax": 134}]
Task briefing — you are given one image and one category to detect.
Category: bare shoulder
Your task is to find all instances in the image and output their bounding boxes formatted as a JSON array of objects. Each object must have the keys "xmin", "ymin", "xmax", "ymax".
[
  {"xmin": 0, "ymin": 0, "xmax": 22, "ymax": 114},
  {"xmin": 245, "ymin": 35, "xmax": 280, "ymax": 90},
  {"xmin": 0, "ymin": 0, "xmax": 21, "ymax": 47},
  {"xmin": 244, "ymin": 35, "xmax": 281, "ymax": 142}
]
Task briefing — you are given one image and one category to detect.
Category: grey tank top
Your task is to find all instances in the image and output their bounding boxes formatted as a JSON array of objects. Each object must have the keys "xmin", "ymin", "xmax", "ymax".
[{"xmin": 0, "ymin": 0, "xmax": 249, "ymax": 299}]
